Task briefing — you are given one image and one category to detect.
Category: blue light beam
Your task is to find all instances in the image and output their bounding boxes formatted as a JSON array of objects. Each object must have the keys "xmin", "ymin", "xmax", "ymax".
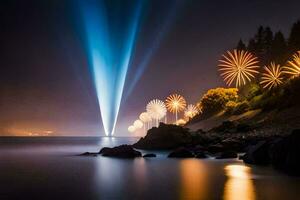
[
  {"xmin": 123, "ymin": 0, "xmax": 182, "ymax": 101},
  {"xmin": 79, "ymin": 0, "xmax": 143, "ymax": 136}
]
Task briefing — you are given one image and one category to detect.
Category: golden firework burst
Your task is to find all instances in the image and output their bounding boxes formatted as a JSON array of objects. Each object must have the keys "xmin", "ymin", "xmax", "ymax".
[
  {"xmin": 260, "ymin": 62, "xmax": 284, "ymax": 90},
  {"xmin": 218, "ymin": 49, "xmax": 260, "ymax": 87},
  {"xmin": 165, "ymin": 94, "xmax": 186, "ymax": 123},
  {"xmin": 165, "ymin": 94, "xmax": 186, "ymax": 113},
  {"xmin": 184, "ymin": 104, "xmax": 199, "ymax": 119},
  {"xmin": 283, "ymin": 51, "xmax": 300, "ymax": 78}
]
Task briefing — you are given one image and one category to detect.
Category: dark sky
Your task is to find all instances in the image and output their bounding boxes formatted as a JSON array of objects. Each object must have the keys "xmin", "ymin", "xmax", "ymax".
[{"xmin": 0, "ymin": 0, "xmax": 299, "ymax": 136}]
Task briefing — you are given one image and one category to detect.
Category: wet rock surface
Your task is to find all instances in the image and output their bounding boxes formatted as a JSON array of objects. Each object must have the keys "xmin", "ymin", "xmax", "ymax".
[
  {"xmin": 168, "ymin": 147, "xmax": 194, "ymax": 158},
  {"xmin": 100, "ymin": 145, "xmax": 142, "ymax": 158}
]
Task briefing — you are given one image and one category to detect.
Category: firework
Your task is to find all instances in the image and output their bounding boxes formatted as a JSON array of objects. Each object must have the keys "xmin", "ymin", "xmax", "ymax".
[
  {"xmin": 283, "ymin": 51, "xmax": 300, "ymax": 78},
  {"xmin": 260, "ymin": 62, "xmax": 284, "ymax": 90},
  {"xmin": 128, "ymin": 125, "xmax": 136, "ymax": 133},
  {"xmin": 139, "ymin": 112, "xmax": 151, "ymax": 123},
  {"xmin": 165, "ymin": 94, "xmax": 187, "ymax": 122},
  {"xmin": 139, "ymin": 112, "xmax": 151, "ymax": 131},
  {"xmin": 184, "ymin": 104, "xmax": 199, "ymax": 119},
  {"xmin": 133, "ymin": 120, "xmax": 143, "ymax": 129},
  {"xmin": 175, "ymin": 119, "xmax": 186, "ymax": 126},
  {"xmin": 219, "ymin": 49, "xmax": 260, "ymax": 87},
  {"xmin": 146, "ymin": 99, "xmax": 167, "ymax": 126}
]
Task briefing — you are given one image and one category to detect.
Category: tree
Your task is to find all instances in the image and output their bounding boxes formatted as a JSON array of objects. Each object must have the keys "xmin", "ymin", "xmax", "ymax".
[
  {"xmin": 262, "ymin": 27, "xmax": 274, "ymax": 64},
  {"xmin": 270, "ymin": 31, "xmax": 287, "ymax": 64},
  {"xmin": 237, "ymin": 39, "xmax": 246, "ymax": 50},
  {"xmin": 197, "ymin": 88, "xmax": 239, "ymax": 115},
  {"xmin": 288, "ymin": 20, "xmax": 300, "ymax": 52},
  {"xmin": 247, "ymin": 38, "xmax": 257, "ymax": 53}
]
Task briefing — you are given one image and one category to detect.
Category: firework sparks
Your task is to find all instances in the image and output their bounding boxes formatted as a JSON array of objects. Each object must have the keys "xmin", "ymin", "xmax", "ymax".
[
  {"xmin": 139, "ymin": 112, "xmax": 151, "ymax": 123},
  {"xmin": 128, "ymin": 125, "xmax": 136, "ymax": 133},
  {"xmin": 146, "ymin": 99, "xmax": 167, "ymax": 126},
  {"xmin": 184, "ymin": 104, "xmax": 199, "ymax": 119},
  {"xmin": 283, "ymin": 51, "xmax": 300, "ymax": 78},
  {"xmin": 219, "ymin": 49, "xmax": 260, "ymax": 87},
  {"xmin": 133, "ymin": 120, "xmax": 143, "ymax": 129},
  {"xmin": 165, "ymin": 94, "xmax": 186, "ymax": 122},
  {"xmin": 260, "ymin": 62, "xmax": 284, "ymax": 90}
]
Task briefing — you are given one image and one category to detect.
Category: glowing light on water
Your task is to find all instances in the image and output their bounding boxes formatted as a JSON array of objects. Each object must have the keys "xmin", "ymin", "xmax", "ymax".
[
  {"xmin": 223, "ymin": 165, "xmax": 256, "ymax": 200},
  {"xmin": 283, "ymin": 51, "xmax": 300, "ymax": 78},
  {"xmin": 219, "ymin": 50, "xmax": 259, "ymax": 87},
  {"xmin": 79, "ymin": 0, "xmax": 144, "ymax": 136},
  {"xmin": 260, "ymin": 62, "xmax": 284, "ymax": 90}
]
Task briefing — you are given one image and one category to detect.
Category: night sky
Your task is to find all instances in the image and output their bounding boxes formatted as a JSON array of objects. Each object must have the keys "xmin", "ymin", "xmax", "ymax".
[{"xmin": 0, "ymin": 0, "xmax": 300, "ymax": 136}]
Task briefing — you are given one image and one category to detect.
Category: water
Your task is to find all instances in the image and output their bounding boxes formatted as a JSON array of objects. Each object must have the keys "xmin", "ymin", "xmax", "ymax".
[{"xmin": 0, "ymin": 137, "xmax": 299, "ymax": 200}]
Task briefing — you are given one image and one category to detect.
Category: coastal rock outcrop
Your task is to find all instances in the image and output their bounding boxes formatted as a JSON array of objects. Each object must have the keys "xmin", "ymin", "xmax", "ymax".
[
  {"xmin": 242, "ymin": 141, "xmax": 271, "ymax": 165},
  {"xmin": 215, "ymin": 151, "xmax": 237, "ymax": 159},
  {"xmin": 143, "ymin": 153, "xmax": 157, "ymax": 158},
  {"xmin": 100, "ymin": 145, "xmax": 142, "ymax": 158},
  {"xmin": 168, "ymin": 147, "xmax": 194, "ymax": 158},
  {"xmin": 269, "ymin": 129, "xmax": 300, "ymax": 176},
  {"xmin": 133, "ymin": 123, "xmax": 192, "ymax": 150}
]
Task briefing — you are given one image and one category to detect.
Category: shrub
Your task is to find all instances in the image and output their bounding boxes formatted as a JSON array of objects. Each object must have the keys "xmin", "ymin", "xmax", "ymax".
[
  {"xmin": 232, "ymin": 101, "xmax": 250, "ymax": 115},
  {"xmin": 225, "ymin": 101, "xmax": 238, "ymax": 114},
  {"xmin": 198, "ymin": 87, "xmax": 239, "ymax": 115}
]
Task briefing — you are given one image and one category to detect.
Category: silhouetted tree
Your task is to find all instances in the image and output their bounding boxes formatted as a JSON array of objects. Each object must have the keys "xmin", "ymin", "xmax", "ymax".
[
  {"xmin": 237, "ymin": 39, "xmax": 246, "ymax": 50},
  {"xmin": 270, "ymin": 31, "xmax": 287, "ymax": 64},
  {"xmin": 247, "ymin": 39, "xmax": 257, "ymax": 53},
  {"xmin": 288, "ymin": 20, "xmax": 300, "ymax": 52}
]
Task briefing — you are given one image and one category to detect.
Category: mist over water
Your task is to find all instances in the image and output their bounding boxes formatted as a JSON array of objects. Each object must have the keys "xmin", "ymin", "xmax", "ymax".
[{"xmin": 0, "ymin": 137, "xmax": 299, "ymax": 200}]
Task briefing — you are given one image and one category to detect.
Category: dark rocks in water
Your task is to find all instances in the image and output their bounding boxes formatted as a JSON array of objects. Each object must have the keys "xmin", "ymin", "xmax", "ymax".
[
  {"xmin": 143, "ymin": 153, "xmax": 156, "ymax": 158},
  {"xmin": 195, "ymin": 152, "xmax": 208, "ymax": 159},
  {"xmin": 270, "ymin": 129, "xmax": 300, "ymax": 176},
  {"xmin": 80, "ymin": 152, "xmax": 98, "ymax": 156},
  {"xmin": 207, "ymin": 144, "xmax": 225, "ymax": 153},
  {"xmin": 168, "ymin": 147, "xmax": 194, "ymax": 158},
  {"xmin": 99, "ymin": 147, "xmax": 111, "ymax": 154},
  {"xmin": 100, "ymin": 145, "xmax": 142, "ymax": 158},
  {"xmin": 133, "ymin": 123, "xmax": 192, "ymax": 150},
  {"xmin": 238, "ymin": 154, "xmax": 245, "ymax": 160},
  {"xmin": 215, "ymin": 151, "xmax": 237, "ymax": 159},
  {"xmin": 242, "ymin": 141, "xmax": 271, "ymax": 165},
  {"xmin": 220, "ymin": 138, "xmax": 246, "ymax": 152}
]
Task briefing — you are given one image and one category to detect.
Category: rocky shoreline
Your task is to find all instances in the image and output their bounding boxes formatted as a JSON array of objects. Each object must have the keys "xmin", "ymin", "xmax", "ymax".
[{"xmin": 82, "ymin": 123, "xmax": 300, "ymax": 176}]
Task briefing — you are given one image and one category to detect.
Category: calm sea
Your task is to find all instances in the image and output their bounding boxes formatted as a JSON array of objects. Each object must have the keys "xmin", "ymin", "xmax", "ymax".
[{"xmin": 0, "ymin": 137, "xmax": 299, "ymax": 200}]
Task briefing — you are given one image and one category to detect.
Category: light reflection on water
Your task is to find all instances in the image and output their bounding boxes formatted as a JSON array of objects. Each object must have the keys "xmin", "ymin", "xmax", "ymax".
[
  {"xmin": 223, "ymin": 165, "xmax": 256, "ymax": 200},
  {"xmin": 180, "ymin": 159, "xmax": 208, "ymax": 200},
  {"xmin": 0, "ymin": 137, "xmax": 299, "ymax": 200}
]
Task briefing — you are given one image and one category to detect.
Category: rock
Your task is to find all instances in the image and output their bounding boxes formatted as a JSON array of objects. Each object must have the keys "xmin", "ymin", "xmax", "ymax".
[
  {"xmin": 133, "ymin": 123, "xmax": 193, "ymax": 150},
  {"xmin": 99, "ymin": 147, "xmax": 111, "ymax": 154},
  {"xmin": 143, "ymin": 153, "xmax": 156, "ymax": 158},
  {"xmin": 192, "ymin": 145, "xmax": 207, "ymax": 154},
  {"xmin": 215, "ymin": 151, "xmax": 237, "ymax": 159},
  {"xmin": 100, "ymin": 145, "xmax": 142, "ymax": 158},
  {"xmin": 221, "ymin": 138, "xmax": 245, "ymax": 152},
  {"xmin": 211, "ymin": 121, "xmax": 236, "ymax": 133},
  {"xmin": 195, "ymin": 152, "xmax": 208, "ymax": 159},
  {"xmin": 168, "ymin": 147, "xmax": 194, "ymax": 158},
  {"xmin": 80, "ymin": 152, "xmax": 98, "ymax": 156},
  {"xmin": 242, "ymin": 141, "xmax": 270, "ymax": 165},
  {"xmin": 270, "ymin": 129, "xmax": 300, "ymax": 176},
  {"xmin": 238, "ymin": 154, "xmax": 245, "ymax": 160},
  {"xmin": 207, "ymin": 144, "xmax": 225, "ymax": 153}
]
